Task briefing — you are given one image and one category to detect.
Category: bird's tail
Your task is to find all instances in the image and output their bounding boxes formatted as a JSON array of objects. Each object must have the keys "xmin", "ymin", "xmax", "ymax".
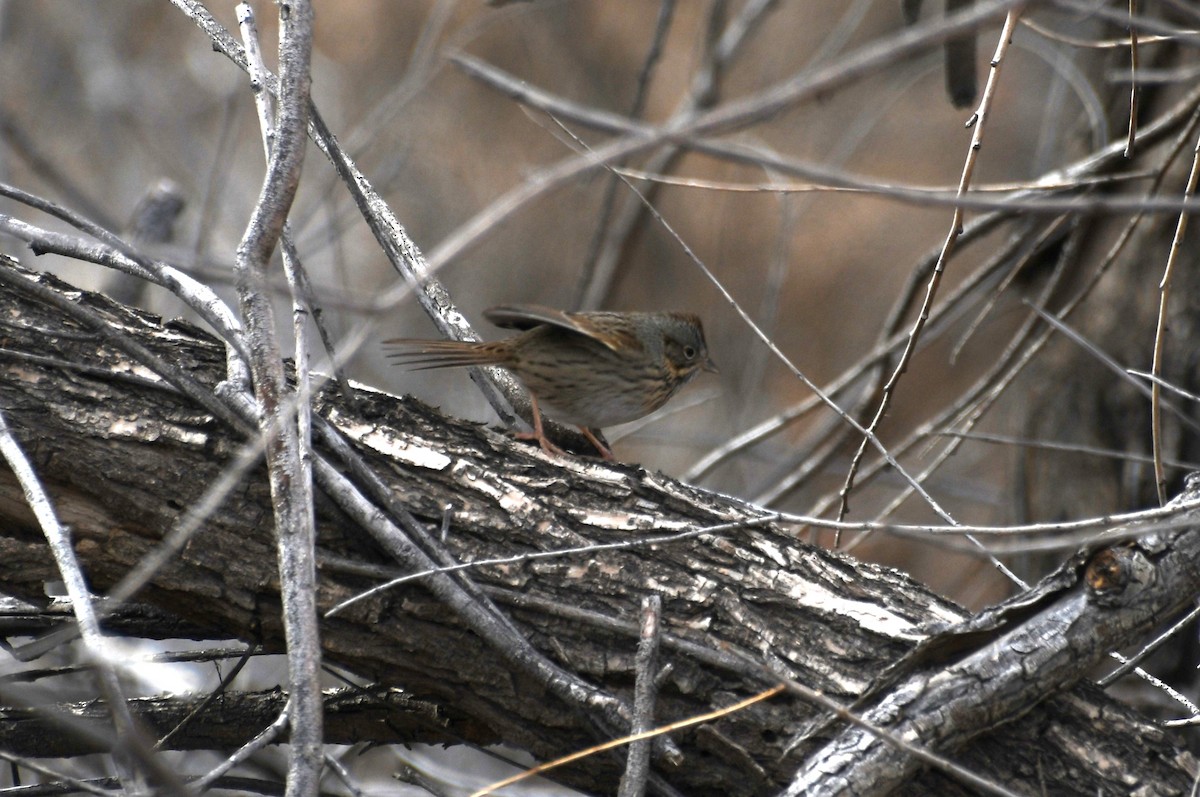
[{"xmin": 382, "ymin": 339, "xmax": 507, "ymax": 371}]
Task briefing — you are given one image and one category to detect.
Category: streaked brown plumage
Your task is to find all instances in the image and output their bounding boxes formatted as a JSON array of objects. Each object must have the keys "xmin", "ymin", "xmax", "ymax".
[{"xmin": 384, "ymin": 304, "xmax": 717, "ymax": 459}]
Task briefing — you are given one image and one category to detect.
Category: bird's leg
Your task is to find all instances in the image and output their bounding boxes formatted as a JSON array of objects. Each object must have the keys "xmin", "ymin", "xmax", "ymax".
[
  {"xmin": 513, "ymin": 397, "xmax": 611, "ymax": 459},
  {"xmin": 579, "ymin": 427, "xmax": 614, "ymax": 461},
  {"xmin": 514, "ymin": 394, "xmax": 566, "ymax": 456}
]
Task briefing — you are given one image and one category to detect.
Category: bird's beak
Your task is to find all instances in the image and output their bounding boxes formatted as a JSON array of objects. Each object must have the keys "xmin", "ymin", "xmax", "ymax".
[{"xmin": 702, "ymin": 357, "xmax": 719, "ymax": 374}]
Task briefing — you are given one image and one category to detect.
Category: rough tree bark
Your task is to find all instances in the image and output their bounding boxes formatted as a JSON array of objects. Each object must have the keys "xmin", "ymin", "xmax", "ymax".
[{"xmin": 0, "ymin": 258, "xmax": 1195, "ymax": 796}]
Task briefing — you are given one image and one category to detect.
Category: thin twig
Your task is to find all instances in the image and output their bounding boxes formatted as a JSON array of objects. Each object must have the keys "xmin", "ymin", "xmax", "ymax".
[
  {"xmin": 323, "ymin": 751, "xmax": 369, "ymax": 797},
  {"xmin": 450, "ymin": 51, "xmax": 1200, "ymax": 217},
  {"xmin": 1128, "ymin": 368, "xmax": 1200, "ymax": 403},
  {"xmin": 1021, "ymin": 15, "xmax": 1190, "ymax": 48},
  {"xmin": 1126, "ymin": 0, "xmax": 1140, "ymax": 157},
  {"xmin": 574, "ymin": 0, "xmax": 677, "ymax": 310},
  {"xmin": 1032, "ymin": 303, "xmax": 1200, "ymax": 436},
  {"xmin": 325, "ymin": 517, "xmax": 775, "ymax": 619},
  {"xmin": 685, "ymin": 213, "xmax": 1018, "ymax": 482},
  {"xmin": 472, "ymin": 687, "xmax": 787, "ymax": 797},
  {"xmin": 154, "ymin": 647, "xmax": 259, "ymax": 750},
  {"xmin": 0, "ymin": 752, "xmax": 116, "ymax": 797},
  {"xmin": 1151, "ymin": 120, "xmax": 1200, "ymax": 504},
  {"xmin": 939, "ymin": 429, "xmax": 1200, "ymax": 471},
  {"xmin": 0, "ymin": 184, "xmax": 247, "ymax": 365},
  {"xmin": 835, "ymin": 9, "xmax": 1023, "ymax": 533},
  {"xmin": 429, "ymin": 0, "xmax": 1026, "ymax": 274},
  {"xmin": 857, "ymin": 220, "xmax": 1081, "ymax": 554},
  {"xmin": 756, "ymin": 216, "xmax": 1071, "ymax": 510},
  {"xmin": 194, "ymin": 704, "xmax": 290, "ymax": 792},
  {"xmin": 1099, "ymin": 601, "xmax": 1200, "ymax": 690}
]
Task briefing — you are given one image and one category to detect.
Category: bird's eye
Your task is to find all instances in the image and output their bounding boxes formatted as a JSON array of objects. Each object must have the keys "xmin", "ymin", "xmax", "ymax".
[{"xmin": 683, "ymin": 345, "xmax": 697, "ymax": 360}]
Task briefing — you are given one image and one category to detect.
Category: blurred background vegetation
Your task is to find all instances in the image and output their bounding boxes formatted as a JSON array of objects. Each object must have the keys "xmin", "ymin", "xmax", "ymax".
[{"xmin": 2, "ymin": 0, "xmax": 1197, "ymax": 616}]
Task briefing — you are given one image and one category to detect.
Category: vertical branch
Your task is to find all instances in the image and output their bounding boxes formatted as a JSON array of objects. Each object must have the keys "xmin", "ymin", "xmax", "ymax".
[
  {"xmin": 573, "ymin": 0, "xmax": 677, "ymax": 310},
  {"xmin": 1151, "ymin": 126, "xmax": 1200, "ymax": 505},
  {"xmin": 1124, "ymin": 0, "xmax": 1139, "ymax": 158},
  {"xmin": 238, "ymin": 0, "xmax": 318, "ymax": 581},
  {"xmin": 232, "ymin": 2, "xmax": 323, "ymax": 795},
  {"xmin": 618, "ymin": 594, "xmax": 662, "ymax": 797},
  {"xmin": 835, "ymin": 9, "xmax": 1023, "ymax": 531},
  {"xmin": 238, "ymin": 2, "xmax": 353, "ymax": 413},
  {"xmin": 573, "ymin": 0, "xmax": 784, "ymax": 311}
]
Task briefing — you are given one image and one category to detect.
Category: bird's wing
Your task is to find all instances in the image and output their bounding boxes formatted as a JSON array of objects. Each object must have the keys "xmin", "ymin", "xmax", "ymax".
[
  {"xmin": 484, "ymin": 304, "xmax": 579, "ymax": 331},
  {"xmin": 484, "ymin": 304, "xmax": 623, "ymax": 352}
]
